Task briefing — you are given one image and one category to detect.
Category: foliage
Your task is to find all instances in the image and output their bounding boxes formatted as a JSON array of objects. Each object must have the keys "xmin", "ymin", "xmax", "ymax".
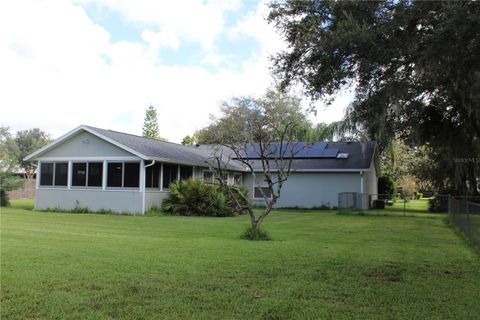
[
  {"xmin": 269, "ymin": 0, "xmax": 480, "ymax": 195},
  {"xmin": 142, "ymin": 105, "xmax": 166, "ymax": 141},
  {"xmin": 205, "ymin": 88, "xmax": 316, "ymax": 234},
  {"xmin": 181, "ymin": 135, "xmax": 195, "ymax": 145},
  {"xmin": 397, "ymin": 175, "xmax": 417, "ymax": 197},
  {"xmin": 240, "ymin": 225, "xmax": 271, "ymax": 241},
  {"xmin": 11, "ymin": 128, "xmax": 51, "ymax": 179},
  {"xmin": 428, "ymin": 197, "xmax": 448, "ymax": 213},
  {"xmin": 378, "ymin": 175, "xmax": 395, "ymax": 200},
  {"xmin": 0, "ymin": 127, "xmax": 25, "ymax": 206},
  {"xmin": 161, "ymin": 179, "xmax": 248, "ymax": 217}
]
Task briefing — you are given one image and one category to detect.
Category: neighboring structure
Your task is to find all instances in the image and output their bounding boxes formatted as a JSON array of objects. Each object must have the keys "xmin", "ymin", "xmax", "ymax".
[{"xmin": 25, "ymin": 125, "xmax": 378, "ymax": 214}]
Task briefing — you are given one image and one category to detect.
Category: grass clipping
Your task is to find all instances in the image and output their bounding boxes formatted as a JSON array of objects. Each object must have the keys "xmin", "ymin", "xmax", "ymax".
[{"xmin": 241, "ymin": 225, "xmax": 271, "ymax": 241}]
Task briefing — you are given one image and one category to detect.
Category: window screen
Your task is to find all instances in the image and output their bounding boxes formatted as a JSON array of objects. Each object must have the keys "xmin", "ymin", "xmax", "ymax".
[
  {"xmin": 72, "ymin": 163, "xmax": 87, "ymax": 186},
  {"xmin": 107, "ymin": 162, "xmax": 122, "ymax": 187},
  {"xmin": 180, "ymin": 166, "xmax": 193, "ymax": 180},
  {"xmin": 54, "ymin": 162, "xmax": 68, "ymax": 186},
  {"xmin": 162, "ymin": 164, "xmax": 178, "ymax": 189},
  {"xmin": 254, "ymin": 187, "xmax": 272, "ymax": 198},
  {"xmin": 40, "ymin": 162, "xmax": 54, "ymax": 186},
  {"xmin": 124, "ymin": 162, "xmax": 140, "ymax": 188},
  {"xmin": 145, "ymin": 163, "xmax": 161, "ymax": 188},
  {"xmin": 88, "ymin": 162, "xmax": 103, "ymax": 187}
]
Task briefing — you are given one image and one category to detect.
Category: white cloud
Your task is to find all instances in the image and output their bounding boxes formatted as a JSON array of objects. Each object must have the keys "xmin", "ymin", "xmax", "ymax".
[
  {"xmin": 74, "ymin": 0, "xmax": 242, "ymax": 50},
  {"xmin": 0, "ymin": 0, "xmax": 350, "ymax": 143}
]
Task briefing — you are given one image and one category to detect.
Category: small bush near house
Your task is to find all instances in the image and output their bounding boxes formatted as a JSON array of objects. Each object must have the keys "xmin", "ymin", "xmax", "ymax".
[{"xmin": 161, "ymin": 179, "xmax": 249, "ymax": 217}]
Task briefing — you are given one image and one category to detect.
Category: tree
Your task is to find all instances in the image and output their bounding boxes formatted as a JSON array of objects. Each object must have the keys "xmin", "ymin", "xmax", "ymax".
[
  {"xmin": 269, "ymin": 0, "xmax": 480, "ymax": 194},
  {"xmin": 0, "ymin": 127, "xmax": 24, "ymax": 206},
  {"xmin": 206, "ymin": 89, "xmax": 312, "ymax": 239},
  {"xmin": 142, "ymin": 105, "xmax": 167, "ymax": 140},
  {"xmin": 181, "ymin": 135, "xmax": 195, "ymax": 145},
  {"xmin": 11, "ymin": 128, "xmax": 50, "ymax": 181}
]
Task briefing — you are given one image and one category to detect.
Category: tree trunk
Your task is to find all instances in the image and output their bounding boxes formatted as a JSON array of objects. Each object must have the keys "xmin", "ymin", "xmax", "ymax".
[{"xmin": 255, "ymin": 200, "xmax": 276, "ymax": 230}]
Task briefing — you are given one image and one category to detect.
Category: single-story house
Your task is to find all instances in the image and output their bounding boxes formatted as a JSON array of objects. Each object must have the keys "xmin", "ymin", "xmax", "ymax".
[{"xmin": 25, "ymin": 125, "xmax": 378, "ymax": 214}]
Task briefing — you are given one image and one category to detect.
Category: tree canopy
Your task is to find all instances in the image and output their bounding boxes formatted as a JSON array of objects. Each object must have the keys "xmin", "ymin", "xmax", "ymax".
[
  {"xmin": 142, "ymin": 105, "xmax": 166, "ymax": 141},
  {"xmin": 269, "ymin": 0, "xmax": 480, "ymax": 194}
]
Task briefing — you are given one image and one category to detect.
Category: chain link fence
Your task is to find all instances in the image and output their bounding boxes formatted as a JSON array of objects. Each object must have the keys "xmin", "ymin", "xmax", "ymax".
[{"xmin": 449, "ymin": 196, "xmax": 480, "ymax": 249}]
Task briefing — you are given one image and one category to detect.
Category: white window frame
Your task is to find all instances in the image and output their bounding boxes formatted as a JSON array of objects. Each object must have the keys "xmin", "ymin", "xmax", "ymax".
[
  {"xmin": 38, "ymin": 161, "xmax": 68, "ymax": 188},
  {"xmin": 71, "ymin": 161, "xmax": 103, "ymax": 189},
  {"xmin": 145, "ymin": 162, "xmax": 161, "ymax": 190},
  {"xmin": 106, "ymin": 161, "xmax": 141, "ymax": 189}
]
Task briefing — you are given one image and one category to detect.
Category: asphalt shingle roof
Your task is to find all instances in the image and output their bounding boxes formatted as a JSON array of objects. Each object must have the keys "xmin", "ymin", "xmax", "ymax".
[{"xmin": 85, "ymin": 126, "xmax": 376, "ymax": 172}]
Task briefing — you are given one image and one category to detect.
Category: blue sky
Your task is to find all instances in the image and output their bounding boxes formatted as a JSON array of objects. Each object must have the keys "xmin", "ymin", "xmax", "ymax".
[{"xmin": 0, "ymin": 0, "xmax": 350, "ymax": 142}]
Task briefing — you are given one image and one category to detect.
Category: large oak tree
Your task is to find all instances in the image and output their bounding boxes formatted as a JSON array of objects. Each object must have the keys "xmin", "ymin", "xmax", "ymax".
[{"xmin": 269, "ymin": 0, "xmax": 480, "ymax": 194}]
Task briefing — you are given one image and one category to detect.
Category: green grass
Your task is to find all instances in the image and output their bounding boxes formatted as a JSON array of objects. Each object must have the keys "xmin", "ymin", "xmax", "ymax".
[{"xmin": 1, "ymin": 199, "xmax": 479, "ymax": 319}]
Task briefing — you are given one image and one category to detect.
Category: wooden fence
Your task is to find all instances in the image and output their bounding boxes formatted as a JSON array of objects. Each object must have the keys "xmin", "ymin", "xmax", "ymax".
[{"xmin": 7, "ymin": 179, "xmax": 36, "ymax": 199}]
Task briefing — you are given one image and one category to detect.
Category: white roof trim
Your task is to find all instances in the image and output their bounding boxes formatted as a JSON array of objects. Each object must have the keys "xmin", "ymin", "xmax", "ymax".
[{"xmin": 24, "ymin": 125, "xmax": 149, "ymax": 161}]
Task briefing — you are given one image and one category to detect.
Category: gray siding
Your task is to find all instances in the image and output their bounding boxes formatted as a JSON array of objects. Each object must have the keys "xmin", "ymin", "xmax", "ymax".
[
  {"xmin": 364, "ymin": 161, "xmax": 378, "ymax": 195},
  {"xmin": 40, "ymin": 131, "xmax": 135, "ymax": 158},
  {"xmin": 145, "ymin": 190, "xmax": 170, "ymax": 210},
  {"xmin": 244, "ymin": 172, "xmax": 362, "ymax": 208},
  {"xmin": 35, "ymin": 189, "xmax": 143, "ymax": 213}
]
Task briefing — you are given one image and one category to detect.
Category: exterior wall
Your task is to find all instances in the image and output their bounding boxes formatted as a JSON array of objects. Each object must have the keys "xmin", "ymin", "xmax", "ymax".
[
  {"xmin": 244, "ymin": 172, "xmax": 362, "ymax": 208},
  {"xmin": 363, "ymin": 161, "xmax": 378, "ymax": 195},
  {"xmin": 35, "ymin": 188, "xmax": 143, "ymax": 213},
  {"xmin": 145, "ymin": 190, "xmax": 170, "ymax": 210},
  {"xmin": 40, "ymin": 131, "xmax": 134, "ymax": 158}
]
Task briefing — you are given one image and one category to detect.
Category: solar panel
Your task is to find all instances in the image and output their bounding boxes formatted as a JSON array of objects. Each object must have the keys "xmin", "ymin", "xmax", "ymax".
[{"xmin": 237, "ymin": 143, "xmax": 339, "ymax": 159}]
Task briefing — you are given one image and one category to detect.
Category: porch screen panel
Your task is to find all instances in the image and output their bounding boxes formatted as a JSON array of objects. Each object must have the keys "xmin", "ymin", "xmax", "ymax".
[
  {"xmin": 87, "ymin": 162, "xmax": 103, "ymax": 187},
  {"xmin": 40, "ymin": 162, "xmax": 54, "ymax": 186},
  {"xmin": 54, "ymin": 162, "xmax": 68, "ymax": 186},
  {"xmin": 124, "ymin": 162, "xmax": 140, "ymax": 188},
  {"xmin": 72, "ymin": 163, "xmax": 87, "ymax": 186},
  {"xmin": 162, "ymin": 164, "xmax": 178, "ymax": 189},
  {"xmin": 107, "ymin": 162, "xmax": 122, "ymax": 187}
]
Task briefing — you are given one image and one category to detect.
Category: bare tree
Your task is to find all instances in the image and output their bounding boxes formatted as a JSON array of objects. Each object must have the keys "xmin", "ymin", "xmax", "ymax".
[{"xmin": 206, "ymin": 90, "xmax": 312, "ymax": 233}]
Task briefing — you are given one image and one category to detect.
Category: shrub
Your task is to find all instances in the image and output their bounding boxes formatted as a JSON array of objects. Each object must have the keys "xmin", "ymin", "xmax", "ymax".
[
  {"xmin": 378, "ymin": 175, "xmax": 395, "ymax": 200},
  {"xmin": 428, "ymin": 196, "xmax": 448, "ymax": 213},
  {"xmin": 0, "ymin": 190, "xmax": 10, "ymax": 207},
  {"xmin": 161, "ymin": 179, "xmax": 249, "ymax": 217},
  {"xmin": 240, "ymin": 225, "xmax": 271, "ymax": 241}
]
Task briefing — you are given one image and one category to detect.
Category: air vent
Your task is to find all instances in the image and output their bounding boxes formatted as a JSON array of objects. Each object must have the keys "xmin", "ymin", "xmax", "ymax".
[{"xmin": 337, "ymin": 153, "xmax": 349, "ymax": 159}]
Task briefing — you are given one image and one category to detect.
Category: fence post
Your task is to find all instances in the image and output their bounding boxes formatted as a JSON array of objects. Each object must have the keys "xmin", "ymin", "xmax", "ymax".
[{"xmin": 448, "ymin": 194, "xmax": 451, "ymax": 216}]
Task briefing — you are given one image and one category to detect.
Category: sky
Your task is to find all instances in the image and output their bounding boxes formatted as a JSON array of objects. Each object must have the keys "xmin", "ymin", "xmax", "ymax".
[{"xmin": 0, "ymin": 0, "xmax": 353, "ymax": 142}]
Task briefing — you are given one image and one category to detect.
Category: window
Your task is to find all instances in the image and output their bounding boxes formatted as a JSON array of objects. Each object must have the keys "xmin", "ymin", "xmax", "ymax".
[
  {"xmin": 88, "ymin": 162, "xmax": 103, "ymax": 187},
  {"xmin": 40, "ymin": 162, "xmax": 54, "ymax": 186},
  {"xmin": 72, "ymin": 162, "xmax": 103, "ymax": 187},
  {"xmin": 202, "ymin": 170, "xmax": 213, "ymax": 182},
  {"xmin": 40, "ymin": 162, "xmax": 67, "ymax": 187},
  {"xmin": 72, "ymin": 163, "xmax": 87, "ymax": 186},
  {"xmin": 145, "ymin": 163, "xmax": 161, "ymax": 188},
  {"xmin": 124, "ymin": 163, "xmax": 140, "ymax": 188},
  {"xmin": 254, "ymin": 187, "xmax": 272, "ymax": 199},
  {"xmin": 107, "ymin": 162, "xmax": 122, "ymax": 187},
  {"xmin": 107, "ymin": 162, "xmax": 140, "ymax": 188},
  {"xmin": 162, "ymin": 164, "xmax": 178, "ymax": 189},
  {"xmin": 180, "ymin": 166, "xmax": 193, "ymax": 180},
  {"xmin": 254, "ymin": 176, "xmax": 272, "ymax": 199},
  {"xmin": 233, "ymin": 173, "xmax": 242, "ymax": 186},
  {"xmin": 54, "ymin": 162, "xmax": 68, "ymax": 186}
]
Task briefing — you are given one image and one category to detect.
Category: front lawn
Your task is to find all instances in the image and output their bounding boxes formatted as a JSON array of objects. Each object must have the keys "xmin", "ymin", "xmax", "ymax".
[{"xmin": 1, "ymin": 199, "xmax": 479, "ymax": 319}]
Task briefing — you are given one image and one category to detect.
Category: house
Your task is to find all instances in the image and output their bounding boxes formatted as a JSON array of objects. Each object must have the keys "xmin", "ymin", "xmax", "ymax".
[{"xmin": 24, "ymin": 125, "xmax": 378, "ymax": 214}]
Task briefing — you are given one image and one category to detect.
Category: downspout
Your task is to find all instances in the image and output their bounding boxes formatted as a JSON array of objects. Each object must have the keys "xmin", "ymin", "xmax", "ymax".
[{"xmin": 141, "ymin": 160, "xmax": 155, "ymax": 215}]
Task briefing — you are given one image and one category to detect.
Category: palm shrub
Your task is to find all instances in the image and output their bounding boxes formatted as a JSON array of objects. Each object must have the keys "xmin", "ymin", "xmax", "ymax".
[{"xmin": 161, "ymin": 179, "xmax": 248, "ymax": 217}]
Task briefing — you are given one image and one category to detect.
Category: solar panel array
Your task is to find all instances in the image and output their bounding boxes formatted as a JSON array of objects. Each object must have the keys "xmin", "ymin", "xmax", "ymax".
[{"xmin": 236, "ymin": 142, "xmax": 339, "ymax": 159}]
